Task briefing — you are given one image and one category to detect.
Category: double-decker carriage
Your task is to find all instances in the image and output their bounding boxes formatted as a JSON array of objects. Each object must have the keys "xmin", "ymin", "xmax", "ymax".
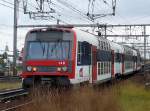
[{"xmin": 21, "ymin": 27, "xmax": 142, "ymax": 88}]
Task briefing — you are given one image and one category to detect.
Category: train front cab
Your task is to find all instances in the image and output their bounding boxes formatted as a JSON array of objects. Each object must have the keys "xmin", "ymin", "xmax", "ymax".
[{"xmin": 21, "ymin": 28, "xmax": 77, "ymax": 88}]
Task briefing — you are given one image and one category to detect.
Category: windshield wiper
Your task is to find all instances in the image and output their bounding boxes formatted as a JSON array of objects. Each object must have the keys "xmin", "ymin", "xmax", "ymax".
[
  {"xmin": 68, "ymin": 42, "xmax": 71, "ymax": 59},
  {"xmin": 39, "ymin": 40, "xmax": 46, "ymax": 56},
  {"xmin": 49, "ymin": 39, "xmax": 61, "ymax": 58}
]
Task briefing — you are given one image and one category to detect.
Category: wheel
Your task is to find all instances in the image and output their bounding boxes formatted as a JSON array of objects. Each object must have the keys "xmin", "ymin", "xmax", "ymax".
[
  {"xmin": 22, "ymin": 78, "xmax": 33, "ymax": 89},
  {"xmin": 55, "ymin": 77, "xmax": 71, "ymax": 88}
]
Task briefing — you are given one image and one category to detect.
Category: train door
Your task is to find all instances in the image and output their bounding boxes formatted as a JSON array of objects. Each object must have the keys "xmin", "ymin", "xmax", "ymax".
[
  {"xmin": 77, "ymin": 41, "xmax": 92, "ymax": 83},
  {"xmin": 92, "ymin": 46, "xmax": 97, "ymax": 83}
]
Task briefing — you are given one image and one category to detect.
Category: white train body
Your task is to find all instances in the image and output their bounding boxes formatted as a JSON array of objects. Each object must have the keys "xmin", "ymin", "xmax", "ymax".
[
  {"xmin": 21, "ymin": 27, "xmax": 142, "ymax": 87},
  {"xmin": 70, "ymin": 28, "xmax": 141, "ymax": 84}
]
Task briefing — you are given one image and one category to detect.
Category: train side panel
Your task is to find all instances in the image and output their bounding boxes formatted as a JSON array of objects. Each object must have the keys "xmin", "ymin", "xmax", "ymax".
[{"xmin": 109, "ymin": 41, "xmax": 124, "ymax": 77}]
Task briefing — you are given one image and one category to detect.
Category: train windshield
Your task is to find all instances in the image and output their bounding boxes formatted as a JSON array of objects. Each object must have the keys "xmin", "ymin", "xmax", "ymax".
[{"xmin": 27, "ymin": 41, "xmax": 71, "ymax": 60}]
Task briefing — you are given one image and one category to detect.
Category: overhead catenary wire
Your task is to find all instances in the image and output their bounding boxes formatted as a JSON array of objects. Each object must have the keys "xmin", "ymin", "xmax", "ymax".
[
  {"xmin": 49, "ymin": 1, "xmax": 91, "ymax": 23},
  {"xmin": 56, "ymin": 0, "xmax": 94, "ymax": 22},
  {"xmin": 1, "ymin": 0, "xmax": 24, "ymax": 11},
  {"xmin": 0, "ymin": 2, "xmax": 14, "ymax": 9}
]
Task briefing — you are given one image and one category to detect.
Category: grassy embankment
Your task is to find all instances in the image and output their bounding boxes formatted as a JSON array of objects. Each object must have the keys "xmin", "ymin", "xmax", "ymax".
[
  {"xmin": 0, "ymin": 82, "xmax": 21, "ymax": 90},
  {"xmin": 20, "ymin": 78, "xmax": 150, "ymax": 111},
  {"xmin": 118, "ymin": 81, "xmax": 150, "ymax": 111}
]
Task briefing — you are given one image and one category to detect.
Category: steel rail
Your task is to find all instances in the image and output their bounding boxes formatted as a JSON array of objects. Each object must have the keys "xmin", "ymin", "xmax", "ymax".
[
  {"xmin": 0, "ymin": 76, "xmax": 21, "ymax": 82},
  {"xmin": 0, "ymin": 88, "xmax": 28, "ymax": 101},
  {"xmin": 1, "ymin": 101, "xmax": 32, "ymax": 111}
]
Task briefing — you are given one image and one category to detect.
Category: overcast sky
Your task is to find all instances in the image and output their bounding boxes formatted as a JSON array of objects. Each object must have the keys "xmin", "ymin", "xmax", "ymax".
[{"xmin": 0, "ymin": 0, "xmax": 150, "ymax": 53}]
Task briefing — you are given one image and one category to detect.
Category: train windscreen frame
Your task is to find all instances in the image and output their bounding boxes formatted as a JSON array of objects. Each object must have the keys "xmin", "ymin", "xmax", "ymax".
[{"xmin": 27, "ymin": 41, "xmax": 71, "ymax": 60}]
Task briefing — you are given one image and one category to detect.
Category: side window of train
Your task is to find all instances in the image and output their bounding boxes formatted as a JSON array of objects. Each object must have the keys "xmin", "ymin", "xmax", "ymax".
[
  {"xmin": 102, "ymin": 42, "xmax": 104, "ymax": 50},
  {"xmin": 104, "ymin": 42, "xmax": 106, "ymax": 50},
  {"xmin": 101, "ymin": 41, "xmax": 103, "ymax": 49},
  {"xmin": 115, "ymin": 53, "xmax": 121, "ymax": 62},
  {"xmin": 77, "ymin": 42, "xmax": 82, "ymax": 64},
  {"xmin": 106, "ymin": 42, "xmax": 108, "ymax": 51},
  {"xmin": 77, "ymin": 41, "xmax": 91, "ymax": 65}
]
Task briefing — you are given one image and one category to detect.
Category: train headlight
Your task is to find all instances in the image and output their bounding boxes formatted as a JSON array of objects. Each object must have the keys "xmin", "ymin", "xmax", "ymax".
[
  {"xmin": 62, "ymin": 67, "xmax": 67, "ymax": 71},
  {"xmin": 27, "ymin": 66, "xmax": 32, "ymax": 72},
  {"xmin": 57, "ymin": 67, "xmax": 61, "ymax": 72},
  {"xmin": 32, "ymin": 67, "xmax": 38, "ymax": 72}
]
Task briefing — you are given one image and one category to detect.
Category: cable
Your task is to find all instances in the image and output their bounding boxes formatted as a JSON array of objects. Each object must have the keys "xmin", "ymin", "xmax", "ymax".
[
  {"xmin": 0, "ymin": 2, "xmax": 13, "ymax": 9},
  {"xmin": 56, "ymin": 0, "xmax": 94, "ymax": 22},
  {"xmin": 1, "ymin": 0, "xmax": 24, "ymax": 11},
  {"xmin": 50, "ymin": 1, "xmax": 91, "ymax": 23},
  {"xmin": 1, "ymin": 0, "xmax": 13, "ymax": 5},
  {"xmin": 0, "ymin": 1, "xmax": 24, "ymax": 13}
]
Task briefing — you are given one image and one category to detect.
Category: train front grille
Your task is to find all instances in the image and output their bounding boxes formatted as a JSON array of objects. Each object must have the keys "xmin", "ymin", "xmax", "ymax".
[{"xmin": 37, "ymin": 66, "xmax": 57, "ymax": 72}]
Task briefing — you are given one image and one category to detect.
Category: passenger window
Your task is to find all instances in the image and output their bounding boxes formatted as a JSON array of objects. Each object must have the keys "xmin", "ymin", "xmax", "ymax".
[
  {"xmin": 101, "ymin": 41, "xmax": 103, "ymax": 49},
  {"xmin": 77, "ymin": 42, "xmax": 91, "ymax": 65},
  {"xmin": 105, "ymin": 43, "xmax": 107, "ymax": 50},
  {"xmin": 105, "ymin": 62, "xmax": 106, "ymax": 74},
  {"xmin": 98, "ymin": 62, "xmax": 100, "ymax": 75},
  {"xmin": 99, "ymin": 41, "xmax": 101, "ymax": 49},
  {"xmin": 77, "ymin": 42, "xmax": 82, "ymax": 64},
  {"xmin": 101, "ymin": 62, "xmax": 103, "ymax": 75}
]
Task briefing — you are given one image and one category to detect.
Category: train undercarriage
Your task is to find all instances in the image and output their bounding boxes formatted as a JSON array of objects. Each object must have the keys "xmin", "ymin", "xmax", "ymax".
[{"xmin": 22, "ymin": 76, "xmax": 71, "ymax": 89}]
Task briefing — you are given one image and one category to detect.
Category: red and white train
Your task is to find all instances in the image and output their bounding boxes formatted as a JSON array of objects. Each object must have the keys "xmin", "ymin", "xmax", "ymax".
[{"xmin": 21, "ymin": 27, "xmax": 142, "ymax": 88}]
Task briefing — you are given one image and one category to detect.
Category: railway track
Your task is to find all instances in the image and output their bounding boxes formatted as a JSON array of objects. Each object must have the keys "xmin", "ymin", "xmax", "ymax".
[
  {"xmin": 0, "ymin": 88, "xmax": 30, "ymax": 111},
  {"xmin": 0, "ymin": 66, "xmax": 149, "ymax": 111},
  {"xmin": 141, "ymin": 63, "xmax": 150, "ymax": 88},
  {"xmin": 143, "ymin": 64, "xmax": 150, "ymax": 71},
  {"xmin": 0, "ymin": 76, "xmax": 21, "ymax": 82},
  {"xmin": 1, "ymin": 101, "xmax": 32, "ymax": 111},
  {"xmin": 0, "ymin": 88, "xmax": 28, "ymax": 101}
]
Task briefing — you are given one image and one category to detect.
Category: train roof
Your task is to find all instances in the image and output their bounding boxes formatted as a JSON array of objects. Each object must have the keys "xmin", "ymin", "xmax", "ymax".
[
  {"xmin": 73, "ymin": 28, "xmax": 113, "ymax": 47},
  {"xmin": 26, "ymin": 27, "xmax": 139, "ymax": 55},
  {"xmin": 73, "ymin": 28, "xmax": 99, "ymax": 46},
  {"xmin": 109, "ymin": 41, "xmax": 124, "ymax": 53}
]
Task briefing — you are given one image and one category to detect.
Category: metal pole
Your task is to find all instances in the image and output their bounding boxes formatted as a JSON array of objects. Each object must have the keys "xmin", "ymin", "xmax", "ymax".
[
  {"xmin": 144, "ymin": 26, "xmax": 146, "ymax": 68},
  {"xmin": 104, "ymin": 25, "xmax": 107, "ymax": 39},
  {"xmin": 57, "ymin": 19, "xmax": 60, "ymax": 25},
  {"xmin": 13, "ymin": 0, "xmax": 18, "ymax": 75}
]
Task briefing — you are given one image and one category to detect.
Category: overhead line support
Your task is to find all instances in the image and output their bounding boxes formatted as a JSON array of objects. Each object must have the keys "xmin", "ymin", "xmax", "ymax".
[{"xmin": 13, "ymin": 0, "xmax": 18, "ymax": 75}]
